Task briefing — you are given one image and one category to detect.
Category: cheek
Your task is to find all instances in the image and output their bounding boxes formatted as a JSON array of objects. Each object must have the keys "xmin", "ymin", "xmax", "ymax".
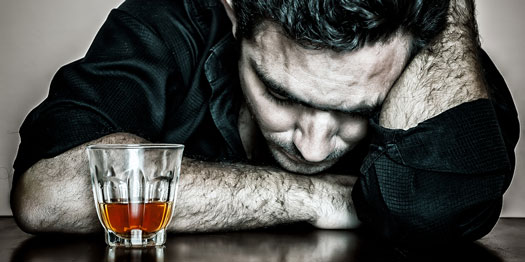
[
  {"xmin": 250, "ymin": 96, "xmax": 300, "ymax": 137},
  {"xmin": 240, "ymin": 70, "xmax": 297, "ymax": 133},
  {"xmin": 338, "ymin": 117, "xmax": 369, "ymax": 145},
  {"xmin": 254, "ymin": 102, "xmax": 297, "ymax": 133}
]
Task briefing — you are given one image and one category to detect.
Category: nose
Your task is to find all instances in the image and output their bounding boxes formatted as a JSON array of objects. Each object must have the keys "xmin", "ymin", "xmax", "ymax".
[{"xmin": 293, "ymin": 110, "xmax": 338, "ymax": 162}]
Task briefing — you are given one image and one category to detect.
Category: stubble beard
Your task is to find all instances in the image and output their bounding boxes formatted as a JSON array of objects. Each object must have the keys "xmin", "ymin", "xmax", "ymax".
[{"xmin": 242, "ymin": 95, "xmax": 347, "ymax": 175}]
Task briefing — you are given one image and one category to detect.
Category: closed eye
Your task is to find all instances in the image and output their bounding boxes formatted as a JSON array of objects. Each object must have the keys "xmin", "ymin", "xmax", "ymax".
[
  {"xmin": 264, "ymin": 88, "xmax": 293, "ymax": 106},
  {"xmin": 267, "ymin": 88, "xmax": 288, "ymax": 100}
]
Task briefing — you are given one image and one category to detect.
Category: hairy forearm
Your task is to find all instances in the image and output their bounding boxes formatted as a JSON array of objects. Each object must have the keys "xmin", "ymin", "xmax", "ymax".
[
  {"xmin": 12, "ymin": 133, "xmax": 358, "ymax": 234},
  {"xmin": 173, "ymin": 159, "xmax": 310, "ymax": 231},
  {"xmin": 171, "ymin": 158, "xmax": 358, "ymax": 232},
  {"xmin": 380, "ymin": 0, "xmax": 487, "ymax": 130},
  {"xmin": 173, "ymin": 159, "xmax": 313, "ymax": 232}
]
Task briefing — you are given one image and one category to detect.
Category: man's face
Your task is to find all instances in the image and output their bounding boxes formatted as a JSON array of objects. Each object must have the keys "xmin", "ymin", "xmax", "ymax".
[{"xmin": 238, "ymin": 23, "xmax": 411, "ymax": 174}]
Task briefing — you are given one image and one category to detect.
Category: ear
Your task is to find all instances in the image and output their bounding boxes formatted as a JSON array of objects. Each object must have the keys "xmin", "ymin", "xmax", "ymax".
[{"xmin": 220, "ymin": 0, "xmax": 237, "ymax": 37}]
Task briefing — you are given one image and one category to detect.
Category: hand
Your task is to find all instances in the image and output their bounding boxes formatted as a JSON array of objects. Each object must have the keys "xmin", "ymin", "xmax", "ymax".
[{"xmin": 309, "ymin": 174, "xmax": 361, "ymax": 229}]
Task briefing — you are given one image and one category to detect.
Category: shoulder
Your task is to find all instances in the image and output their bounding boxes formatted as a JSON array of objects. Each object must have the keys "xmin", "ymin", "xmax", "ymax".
[
  {"xmin": 110, "ymin": 0, "xmax": 231, "ymax": 55},
  {"xmin": 117, "ymin": 0, "xmax": 187, "ymax": 20},
  {"xmin": 113, "ymin": 0, "xmax": 193, "ymax": 34},
  {"xmin": 115, "ymin": 0, "xmax": 228, "ymax": 35}
]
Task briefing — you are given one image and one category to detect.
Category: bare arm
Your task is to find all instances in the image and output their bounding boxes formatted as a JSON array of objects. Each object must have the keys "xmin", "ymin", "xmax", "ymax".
[
  {"xmin": 11, "ymin": 133, "xmax": 359, "ymax": 234},
  {"xmin": 380, "ymin": 0, "xmax": 487, "ymax": 129}
]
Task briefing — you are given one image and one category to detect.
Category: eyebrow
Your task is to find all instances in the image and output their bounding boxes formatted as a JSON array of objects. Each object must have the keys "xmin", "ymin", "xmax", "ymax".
[{"xmin": 249, "ymin": 58, "xmax": 380, "ymax": 117}]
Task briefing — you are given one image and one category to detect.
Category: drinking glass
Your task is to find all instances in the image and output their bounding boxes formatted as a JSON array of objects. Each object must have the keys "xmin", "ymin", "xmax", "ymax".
[{"xmin": 87, "ymin": 144, "xmax": 184, "ymax": 247}]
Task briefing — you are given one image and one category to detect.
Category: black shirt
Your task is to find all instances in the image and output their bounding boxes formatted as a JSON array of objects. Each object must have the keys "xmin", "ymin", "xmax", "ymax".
[{"xmin": 13, "ymin": 0, "xmax": 519, "ymax": 246}]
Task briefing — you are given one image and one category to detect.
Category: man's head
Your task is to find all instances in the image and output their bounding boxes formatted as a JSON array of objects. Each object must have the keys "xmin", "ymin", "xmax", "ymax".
[{"xmin": 221, "ymin": 0, "xmax": 450, "ymax": 174}]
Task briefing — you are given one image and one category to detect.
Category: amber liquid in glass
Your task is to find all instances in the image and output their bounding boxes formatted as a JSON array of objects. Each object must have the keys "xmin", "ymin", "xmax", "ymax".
[{"xmin": 99, "ymin": 201, "xmax": 173, "ymax": 238}]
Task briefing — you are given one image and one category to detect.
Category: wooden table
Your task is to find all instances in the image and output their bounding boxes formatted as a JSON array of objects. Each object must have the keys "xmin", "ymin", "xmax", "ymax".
[{"xmin": 1, "ymin": 217, "xmax": 524, "ymax": 261}]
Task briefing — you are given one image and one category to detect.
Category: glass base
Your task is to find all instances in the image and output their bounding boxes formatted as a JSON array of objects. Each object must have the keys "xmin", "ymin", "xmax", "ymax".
[
  {"xmin": 105, "ymin": 229, "xmax": 167, "ymax": 247},
  {"xmin": 105, "ymin": 246, "xmax": 165, "ymax": 262}
]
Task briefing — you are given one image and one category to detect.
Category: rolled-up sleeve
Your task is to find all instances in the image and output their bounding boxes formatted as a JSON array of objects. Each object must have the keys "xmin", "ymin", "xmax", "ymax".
[{"xmin": 352, "ymin": 51, "xmax": 520, "ymax": 246}]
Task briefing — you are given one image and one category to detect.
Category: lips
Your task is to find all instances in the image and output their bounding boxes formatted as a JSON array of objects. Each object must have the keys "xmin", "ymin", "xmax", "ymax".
[
  {"xmin": 280, "ymin": 148, "xmax": 304, "ymax": 163},
  {"xmin": 279, "ymin": 147, "xmax": 322, "ymax": 166}
]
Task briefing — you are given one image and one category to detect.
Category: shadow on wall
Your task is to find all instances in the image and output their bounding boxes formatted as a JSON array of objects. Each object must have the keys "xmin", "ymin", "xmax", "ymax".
[{"xmin": 0, "ymin": 167, "xmax": 13, "ymax": 215}]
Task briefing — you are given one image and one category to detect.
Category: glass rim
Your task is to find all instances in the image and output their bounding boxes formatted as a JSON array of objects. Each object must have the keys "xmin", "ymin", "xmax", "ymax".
[{"xmin": 86, "ymin": 143, "xmax": 184, "ymax": 150}]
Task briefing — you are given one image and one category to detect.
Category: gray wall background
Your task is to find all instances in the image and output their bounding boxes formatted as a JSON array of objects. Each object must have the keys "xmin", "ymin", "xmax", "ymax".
[{"xmin": 0, "ymin": 0, "xmax": 524, "ymax": 216}]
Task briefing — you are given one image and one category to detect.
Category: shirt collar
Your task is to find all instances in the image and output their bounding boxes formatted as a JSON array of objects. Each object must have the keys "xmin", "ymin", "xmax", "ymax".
[{"xmin": 204, "ymin": 33, "xmax": 246, "ymax": 159}]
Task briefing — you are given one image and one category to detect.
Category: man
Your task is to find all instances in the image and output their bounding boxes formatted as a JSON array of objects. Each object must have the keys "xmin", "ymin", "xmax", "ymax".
[{"xmin": 11, "ymin": 0, "xmax": 519, "ymax": 246}]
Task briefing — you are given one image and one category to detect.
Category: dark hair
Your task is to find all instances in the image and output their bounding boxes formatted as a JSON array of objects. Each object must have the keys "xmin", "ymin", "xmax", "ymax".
[{"xmin": 232, "ymin": 0, "xmax": 450, "ymax": 57}]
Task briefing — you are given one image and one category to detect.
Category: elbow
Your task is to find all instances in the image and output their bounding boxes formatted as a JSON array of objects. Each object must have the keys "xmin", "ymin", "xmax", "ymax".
[
  {"xmin": 11, "ymin": 169, "xmax": 65, "ymax": 234},
  {"xmin": 394, "ymin": 198, "xmax": 501, "ymax": 245},
  {"xmin": 11, "ymin": 208, "xmax": 40, "ymax": 235},
  {"xmin": 11, "ymin": 168, "xmax": 102, "ymax": 234},
  {"xmin": 10, "ymin": 185, "xmax": 44, "ymax": 235},
  {"xmin": 353, "ymin": 174, "xmax": 504, "ymax": 246},
  {"xmin": 10, "ymin": 174, "xmax": 59, "ymax": 234},
  {"xmin": 360, "ymin": 197, "xmax": 503, "ymax": 247}
]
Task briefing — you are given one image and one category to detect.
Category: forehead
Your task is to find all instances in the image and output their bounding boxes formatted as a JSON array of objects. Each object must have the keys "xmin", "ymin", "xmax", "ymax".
[{"xmin": 242, "ymin": 23, "xmax": 411, "ymax": 111}]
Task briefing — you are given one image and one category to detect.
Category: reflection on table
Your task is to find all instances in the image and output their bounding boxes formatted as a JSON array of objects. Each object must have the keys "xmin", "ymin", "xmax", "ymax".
[{"xmin": 9, "ymin": 222, "xmax": 504, "ymax": 262}]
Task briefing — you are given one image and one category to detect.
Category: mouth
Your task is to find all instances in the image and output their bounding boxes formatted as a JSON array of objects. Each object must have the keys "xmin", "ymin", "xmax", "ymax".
[
  {"xmin": 278, "ymin": 146, "xmax": 329, "ymax": 166},
  {"xmin": 280, "ymin": 148, "xmax": 306, "ymax": 164},
  {"xmin": 270, "ymin": 144, "xmax": 340, "ymax": 175}
]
